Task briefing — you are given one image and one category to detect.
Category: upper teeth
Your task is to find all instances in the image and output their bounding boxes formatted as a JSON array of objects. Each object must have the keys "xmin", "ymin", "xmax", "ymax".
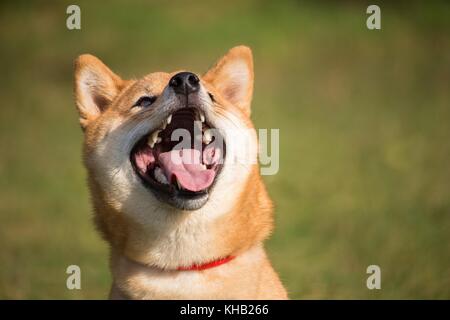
[
  {"xmin": 148, "ymin": 130, "xmax": 161, "ymax": 148},
  {"xmin": 203, "ymin": 129, "xmax": 212, "ymax": 144},
  {"xmin": 161, "ymin": 115, "xmax": 172, "ymax": 130},
  {"xmin": 147, "ymin": 112, "xmax": 208, "ymax": 148}
]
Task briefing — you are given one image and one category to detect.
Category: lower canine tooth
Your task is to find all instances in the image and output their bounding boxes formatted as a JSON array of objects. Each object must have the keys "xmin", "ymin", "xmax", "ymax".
[
  {"xmin": 200, "ymin": 113, "xmax": 205, "ymax": 123},
  {"xmin": 166, "ymin": 114, "xmax": 172, "ymax": 125}
]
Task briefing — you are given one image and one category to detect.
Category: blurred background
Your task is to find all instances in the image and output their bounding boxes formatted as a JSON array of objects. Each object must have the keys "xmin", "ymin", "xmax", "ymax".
[{"xmin": 0, "ymin": 0, "xmax": 449, "ymax": 299}]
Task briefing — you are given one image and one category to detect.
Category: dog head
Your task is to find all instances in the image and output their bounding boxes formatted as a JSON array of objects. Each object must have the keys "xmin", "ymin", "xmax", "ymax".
[{"xmin": 74, "ymin": 46, "xmax": 272, "ymax": 267}]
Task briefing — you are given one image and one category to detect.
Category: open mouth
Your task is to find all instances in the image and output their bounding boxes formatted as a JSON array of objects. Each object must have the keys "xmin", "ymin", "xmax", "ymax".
[{"xmin": 130, "ymin": 107, "xmax": 225, "ymax": 210}]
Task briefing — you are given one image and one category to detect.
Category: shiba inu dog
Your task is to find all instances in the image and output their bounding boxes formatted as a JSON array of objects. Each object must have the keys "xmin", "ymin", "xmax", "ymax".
[{"xmin": 73, "ymin": 46, "xmax": 287, "ymax": 299}]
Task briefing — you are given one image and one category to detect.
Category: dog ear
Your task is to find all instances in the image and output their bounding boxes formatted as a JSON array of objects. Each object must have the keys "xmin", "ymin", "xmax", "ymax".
[
  {"xmin": 74, "ymin": 54, "xmax": 125, "ymax": 129},
  {"xmin": 203, "ymin": 46, "xmax": 254, "ymax": 116}
]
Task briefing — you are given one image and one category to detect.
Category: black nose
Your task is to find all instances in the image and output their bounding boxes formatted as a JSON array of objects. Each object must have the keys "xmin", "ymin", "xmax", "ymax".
[{"xmin": 169, "ymin": 72, "xmax": 200, "ymax": 95}]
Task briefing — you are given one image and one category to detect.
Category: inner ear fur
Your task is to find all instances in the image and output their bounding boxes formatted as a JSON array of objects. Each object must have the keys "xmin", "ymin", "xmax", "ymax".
[
  {"xmin": 74, "ymin": 54, "xmax": 125, "ymax": 128},
  {"xmin": 203, "ymin": 46, "xmax": 254, "ymax": 116}
]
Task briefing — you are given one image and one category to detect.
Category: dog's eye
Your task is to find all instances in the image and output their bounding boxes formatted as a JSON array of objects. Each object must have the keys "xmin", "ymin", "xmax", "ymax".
[{"xmin": 134, "ymin": 96, "xmax": 157, "ymax": 108}]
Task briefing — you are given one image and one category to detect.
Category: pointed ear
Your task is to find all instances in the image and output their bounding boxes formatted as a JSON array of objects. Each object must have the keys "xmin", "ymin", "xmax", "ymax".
[
  {"xmin": 74, "ymin": 54, "xmax": 124, "ymax": 129},
  {"xmin": 203, "ymin": 46, "xmax": 254, "ymax": 116}
]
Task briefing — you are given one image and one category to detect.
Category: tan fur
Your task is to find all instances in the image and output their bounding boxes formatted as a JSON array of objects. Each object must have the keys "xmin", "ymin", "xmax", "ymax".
[{"xmin": 74, "ymin": 46, "xmax": 288, "ymax": 299}]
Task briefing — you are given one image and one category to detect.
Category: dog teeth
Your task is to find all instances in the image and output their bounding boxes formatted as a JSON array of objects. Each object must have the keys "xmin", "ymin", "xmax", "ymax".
[
  {"xmin": 203, "ymin": 129, "xmax": 212, "ymax": 145},
  {"xmin": 147, "ymin": 130, "xmax": 161, "ymax": 148},
  {"xmin": 147, "ymin": 136, "xmax": 156, "ymax": 148},
  {"xmin": 200, "ymin": 112, "xmax": 205, "ymax": 123},
  {"xmin": 174, "ymin": 177, "xmax": 185, "ymax": 190},
  {"xmin": 154, "ymin": 167, "xmax": 168, "ymax": 184},
  {"xmin": 161, "ymin": 114, "xmax": 172, "ymax": 129},
  {"xmin": 176, "ymin": 178, "xmax": 182, "ymax": 190}
]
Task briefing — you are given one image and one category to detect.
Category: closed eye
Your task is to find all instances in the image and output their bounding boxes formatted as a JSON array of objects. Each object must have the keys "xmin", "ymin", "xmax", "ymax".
[{"xmin": 134, "ymin": 96, "xmax": 157, "ymax": 108}]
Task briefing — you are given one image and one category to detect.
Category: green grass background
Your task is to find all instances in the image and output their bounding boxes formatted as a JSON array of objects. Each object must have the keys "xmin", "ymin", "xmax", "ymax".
[{"xmin": 0, "ymin": 0, "xmax": 449, "ymax": 299}]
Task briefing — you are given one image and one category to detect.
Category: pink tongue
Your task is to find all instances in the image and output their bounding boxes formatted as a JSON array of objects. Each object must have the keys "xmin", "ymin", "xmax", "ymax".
[{"xmin": 158, "ymin": 149, "xmax": 215, "ymax": 192}]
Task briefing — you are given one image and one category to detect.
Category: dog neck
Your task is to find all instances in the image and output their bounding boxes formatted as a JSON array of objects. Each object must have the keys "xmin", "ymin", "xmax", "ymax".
[
  {"xmin": 176, "ymin": 255, "xmax": 235, "ymax": 271},
  {"xmin": 115, "ymin": 252, "xmax": 236, "ymax": 272},
  {"xmin": 109, "ymin": 244, "xmax": 270, "ymax": 299}
]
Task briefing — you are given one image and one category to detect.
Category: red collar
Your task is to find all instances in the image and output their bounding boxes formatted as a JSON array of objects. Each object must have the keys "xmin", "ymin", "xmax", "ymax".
[{"xmin": 177, "ymin": 256, "xmax": 235, "ymax": 271}]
